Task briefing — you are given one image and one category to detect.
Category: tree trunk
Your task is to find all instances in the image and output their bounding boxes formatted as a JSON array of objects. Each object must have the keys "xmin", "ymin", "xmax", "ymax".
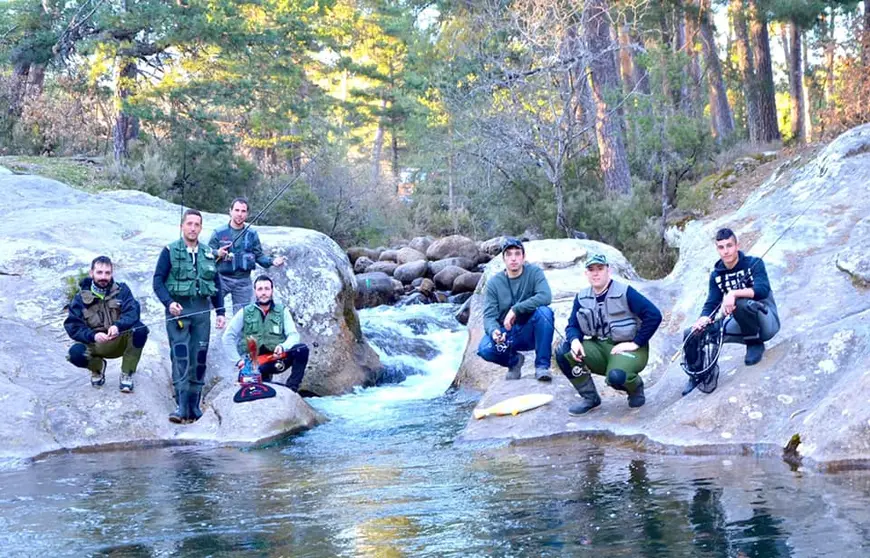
[
  {"xmin": 748, "ymin": 0, "xmax": 780, "ymax": 142},
  {"xmin": 8, "ymin": 61, "xmax": 31, "ymax": 117},
  {"xmin": 391, "ymin": 123, "xmax": 399, "ymax": 186},
  {"xmin": 629, "ymin": 29, "xmax": 650, "ymax": 95},
  {"xmin": 730, "ymin": 0, "xmax": 761, "ymax": 142},
  {"xmin": 112, "ymin": 60, "xmax": 137, "ymax": 163},
  {"xmin": 787, "ymin": 22, "xmax": 805, "ymax": 143},
  {"xmin": 823, "ymin": 10, "xmax": 836, "ymax": 108},
  {"xmin": 617, "ymin": 23, "xmax": 636, "ymax": 96},
  {"xmin": 863, "ymin": 0, "xmax": 870, "ymax": 69},
  {"xmin": 801, "ymin": 30, "xmax": 813, "ymax": 142},
  {"xmin": 371, "ymin": 98, "xmax": 387, "ymax": 186},
  {"xmin": 553, "ymin": 177, "xmax": 570, "ymax": 237},
  {"xmin": 700, "ymin": 0, "xmax": 734, "ymax": 141},
  {"xmin": 681, "ymin": 0, "xmax": 702, "ymax": 114},
  {"xmin": 584, "ymin": 0, "xmax": 632, "ymax": 196}
]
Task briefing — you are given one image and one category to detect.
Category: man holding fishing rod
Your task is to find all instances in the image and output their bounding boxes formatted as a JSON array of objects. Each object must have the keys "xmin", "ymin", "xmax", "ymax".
[
  {"xmin": 683, "ymin": 228, "xmax": 780, "ymax": 396},
  {"xmin": 209, "ymin": 197, "xmax": 286, "ymax": 315},
  {"xmin": 153, "ymin": 209, "xmax": 227, "ymax": 424}
]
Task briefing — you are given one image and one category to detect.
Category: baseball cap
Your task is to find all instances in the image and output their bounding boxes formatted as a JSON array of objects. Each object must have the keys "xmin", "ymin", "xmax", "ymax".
[
  {"xmin": 584, "ymin": 253, "xmax": 608, "ymax": 267},
  {"xmin": 501, "ymin": 237, "xmax": 524, "ymax": 252}
]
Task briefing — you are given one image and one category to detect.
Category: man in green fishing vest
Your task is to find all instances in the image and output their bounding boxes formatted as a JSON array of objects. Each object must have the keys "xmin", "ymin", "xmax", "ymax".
[
  {"xmin": 65, "ymin": 255, "xmax": 149, "ymax": 392},
  {"xmin": 222, "ymin": 275, "xmax": 308, "ymax": 392},
  {"xmin": 153, "ymin": 209, "xmax": 226, "ymax": 424},
  {"xmin": 554, "ymin": 253, "xmax": 662, "ymax": 413}
]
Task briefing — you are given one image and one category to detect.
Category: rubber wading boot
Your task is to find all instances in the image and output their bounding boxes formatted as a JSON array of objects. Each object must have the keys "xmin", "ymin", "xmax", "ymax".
[
  {"xmin": 506, "ymin": 353, "xmax": 524, "ymax": 380},
  {"xmin": 186, "ymin": 390, "xmax": 203, "ymax": 423},
  {"xmin": 568, "ymin": 376, "xmax": 601, "ymax": 415},
  {"xmin": 681, "ymin": 375, "xmax": 699, "ymax": 397},
  {"xmin": 169, "ymin": 391, "xmax": 187, "ymax": 424},
  {"xmin": 627, "ymin": 379, "xmax": 645, "ymax": 408},
  {"xmin": 745, "ymin": 343, "xmax": 765, "ymax": 366}
]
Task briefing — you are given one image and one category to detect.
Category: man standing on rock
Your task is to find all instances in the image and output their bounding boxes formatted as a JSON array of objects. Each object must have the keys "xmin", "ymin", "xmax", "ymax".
[
  {"xmin": 65, "ymin": 256, "xmax": 149, "ymax": 393},
  {"xmin": 154, "ymin": 209, "xmax": 226, "ymax": 424},
  {"xmin": 222, "ymin": 275, "xmax": 309, "ymax": 392},
  {"xmin": 555, "ymin": 253, "xmax": 662, "ymax": 413},
  {"xmin": 683, "ymin": 228, "xmax": 780, "ymax": 395},
  {"xmin": 477, "ymin": 237, "xmax": 555, "ymax": 381},
  {"xmin": 209, "ymin": 197, "xmax": 286, "ymax": 315}
]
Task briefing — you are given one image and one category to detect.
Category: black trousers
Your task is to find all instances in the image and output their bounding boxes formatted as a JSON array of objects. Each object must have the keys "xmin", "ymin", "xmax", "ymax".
[{"xmin": 259, "ymin": 343, "xmax": 309, "ymax": 391}]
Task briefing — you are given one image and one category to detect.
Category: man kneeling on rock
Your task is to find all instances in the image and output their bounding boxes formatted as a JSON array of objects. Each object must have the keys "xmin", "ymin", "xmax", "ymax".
[
  {"xmin": 222, "ymin": 275, "xmax": 308, "ymax": 392},
  {"xmin": 64, "ymin": 256, "xmax": 149, "ymax": 393},
  {"xmin": 555, "ymin": 253, "xmax": 662, "ymax": 414},
  {"xmin": 477, "ymin": 237, "xmax": 555, "ymax": 381}
]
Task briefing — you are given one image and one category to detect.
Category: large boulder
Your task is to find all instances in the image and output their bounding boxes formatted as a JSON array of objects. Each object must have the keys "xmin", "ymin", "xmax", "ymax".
[
  {"xmin": 426, "ymin": 235, "xmax": 480, "ymax": 261},
  {"xmin": 455, "ymin": 124, "xmax": 870, "ymax": 469},
  {"xmin": 479, "ymin": 236, "xmax": 506, "ymax": 256},
  {"xmin": 366, "ymin": 261, "xmax": 399, "ymax": 276},
  {"xmin": 433, "ymin": 265, "xmax": 468, "ymax": 290},
  {"xmin": 452, "ymin": 271, "xmax": 482, "ymax": 293},
  {"xmin": 354, "ymin": 272, "xmax": 398, "ymax": 309},
  {"xmin": 395, "ymin": 246, "xmax": 427, "ymax": 265},
  {"xmin": 0, "ymin": 174, "xmax": 380, "ymax": 462},
  {"xmin": 429, "ymin": 256, "xmax": 475, "ymax": 276},
  {"xmin": 379, "ymin": 249, "xmax": 399, "ymax": 262},
  {"xmin": 393, "ymin": 260, "xmax": 428, "ymax": 284},
  {"xmin": 408, "ymin": 235, "xmax": 434, "ymax": 253}
]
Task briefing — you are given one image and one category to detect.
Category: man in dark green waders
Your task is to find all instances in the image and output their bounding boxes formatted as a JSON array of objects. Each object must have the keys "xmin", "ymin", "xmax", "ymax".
[
  {"xmin": 555, "ymin": 253, "xmax": 662, "ymax": 414},
  {"xmin": 153, "ymin": 209, "xmax": 226, "ymax": 423}
]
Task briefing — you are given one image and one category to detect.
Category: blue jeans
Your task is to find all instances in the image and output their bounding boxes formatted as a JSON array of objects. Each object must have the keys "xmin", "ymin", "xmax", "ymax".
[{"xmin": 477, "ymin": 306, "xmax": 555, "ymax": 369}]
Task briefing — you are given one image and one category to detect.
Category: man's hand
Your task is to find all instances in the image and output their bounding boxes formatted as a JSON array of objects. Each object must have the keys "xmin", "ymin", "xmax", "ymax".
[
  {"xmin": 503, "ymin": 309, "xmax": 517, "ymax": 331},
  {"xmin": 107, "ymin": 325, "xmax": 120, "ymax": 339},
  {"xmin": 492, "ymin": 329, "xmax": 506, "ymax": 344},
  {"xmin": 169, "ymin": 302, "xmax": 183, "ymax": 317},
  {"xmin": 611, "ymin": 341, "xmax": 639, "ymax": 355},
  {"xmin": 94, "ymin": 332, "xmax": 111, "ymax": 344},
  {"xmin": 274, "ymin": 344, "xmax": 284, "ymax": 356},
  {"xmin": 217, "ymin": 241, "xmax": 232, "ymax": 260},
  {"xmin": 722, "ymin": 292, "xmax": 737, "ymax": 316},
  {"xmin": 691, "ymin": 316, "xmax": 712, "ymax": 332},
  {"xmin": 236, "ymin": 359, "xmax": 245, "ymax": 370},
  {"xmin": 216, "ymin": 315, "xmax": 226, "ymax": 329},
  {"xmin": 273, "ymin": 255, "xmax": 286, "ymax": 266},
  {"xmin": 570, "ymin": 339, "xmax": 585, "ymax": 360}
]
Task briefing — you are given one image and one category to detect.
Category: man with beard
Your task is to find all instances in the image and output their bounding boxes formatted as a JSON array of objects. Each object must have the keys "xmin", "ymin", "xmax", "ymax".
[
  {"xmin": 209, "ymin": 197, "xmax": 286, "ymax": 315},
  {"xmin": 154, "ymin": 209, "xmax": 226, "ymax": 423},
  {"xmin": 477, "ymin": 237, "xmax": 555, "ymax": 381},
  {"xmin": 65, "ymin": 256, "xmax": 149, "ymax": 392},
  {"xmin": 222, "ymin": 275, "xmax": 308, "ymax": 392}
]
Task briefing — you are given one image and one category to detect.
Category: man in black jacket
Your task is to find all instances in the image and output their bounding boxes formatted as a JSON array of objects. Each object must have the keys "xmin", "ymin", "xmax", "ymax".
[
  {"xmin": 684, "ymin": 228, "xmax": 781, "ymax": 395},
  {"xmin": 64, "ymin": 256, "xmax": 149, "ymax": 392}
]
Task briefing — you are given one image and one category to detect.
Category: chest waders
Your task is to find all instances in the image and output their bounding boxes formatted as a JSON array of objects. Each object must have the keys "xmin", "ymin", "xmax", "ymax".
[{"xmin": 165, "ymin": 240, "xmax": 218, "ymax": 424}]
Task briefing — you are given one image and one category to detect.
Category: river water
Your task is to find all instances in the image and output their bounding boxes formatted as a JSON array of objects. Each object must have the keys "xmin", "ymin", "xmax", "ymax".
[{"xmin": 0, "ymin": 304, "xmax": 869, "ymax": 557}]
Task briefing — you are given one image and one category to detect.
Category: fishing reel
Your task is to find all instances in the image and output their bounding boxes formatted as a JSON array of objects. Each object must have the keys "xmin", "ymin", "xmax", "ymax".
[{"xmin": 495, "ymin": 338, "xmax": 512, "ymax": 354}]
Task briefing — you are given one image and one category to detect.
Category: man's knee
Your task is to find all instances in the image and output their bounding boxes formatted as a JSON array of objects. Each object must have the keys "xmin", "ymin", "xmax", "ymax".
[
  {"xmin": 606, "ymin": 368, "xmax": 627, "ymax": 388},
  {"xmin": 290, "ymin": 343, "xmax": 309, "ymax": 359},
  {"xmin": 132, "ymin": 326, "xmax": 149, "ymax": 348},
  {"xmin": 68, "ymin": 344, "xmax": 90, "ymax": 368}
]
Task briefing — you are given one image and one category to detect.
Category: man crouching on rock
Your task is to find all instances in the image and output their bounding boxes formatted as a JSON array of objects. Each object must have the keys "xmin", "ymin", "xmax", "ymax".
[
  {"xmin": 64, "ymin": 256, "xmax": 149, "ymax": 393},
  {"xmin": 477, "ymin": 237, "xmax": 555, "ymax": 381},
  {"xmin": 222, "ymin": 275, "xmax": 309, "ymax": 392},
  {"xmin": 555, "ymin": 253, "xmax": 662, "ymax": 414}
]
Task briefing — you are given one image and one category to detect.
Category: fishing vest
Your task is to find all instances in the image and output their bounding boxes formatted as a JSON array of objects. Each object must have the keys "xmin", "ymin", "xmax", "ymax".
[
  {"xmin": 212, "ymin": 223, "xmax": 259, "ymax": 276},
  {"xmin": 79, "ymin": 282, "xmax": 122, "ymax": 333},
  {"xmin": 165, "ymin": 239, "xmax": 218, "ymax": 299},
  {"xmin": 237, "ymin": 303, "xmax": 286, "ymax": 355},
  {"xmin": 574, "ymin": 280, "xmax": 641, "ymax": 343}
]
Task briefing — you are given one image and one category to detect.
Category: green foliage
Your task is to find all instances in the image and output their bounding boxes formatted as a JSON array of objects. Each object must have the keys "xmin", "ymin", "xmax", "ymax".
[{"xmin": 63, "ymin": 268, "xmax": 89, "ymax": 305}]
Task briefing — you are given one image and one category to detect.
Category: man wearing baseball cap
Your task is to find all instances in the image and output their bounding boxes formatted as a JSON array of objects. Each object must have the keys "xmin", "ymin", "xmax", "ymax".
[
  {"xmin": 555, "ymin": 252, "xmax": 662, "ymax": 413},
  {"xmin": 477, "ymin": 237, "xmax": 555, "ymax": 381}
]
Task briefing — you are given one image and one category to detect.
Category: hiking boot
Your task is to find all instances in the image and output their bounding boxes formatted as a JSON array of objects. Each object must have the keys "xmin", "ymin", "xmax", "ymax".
[
  {"xmin": 567, "ymin": 375, "xmax": 601, "ymax": 415},
  {"xmin": 90, "ymin": 361, "xmax": 106, "ymax": 388},
  {"xmin": 681, "ymin": 375, "xmax": 699, "ymax": 397},
  {"xmin": 627, "ymin": 380, "xmax": 645, "ymax": 408},
  {"xmin": 745, "ymin": 343, "xmax": 765, "ymax": 366},
  {"xmin": 535, "ymin": 367, "xmax": 552, "ymax": 382},
  {"xmin": 119, "ymin": 372, "xmax": 134, "ymax": 393},
  {"xmin": 505, "ymin": 353, "xmax": 524, "ymax": 380}
]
